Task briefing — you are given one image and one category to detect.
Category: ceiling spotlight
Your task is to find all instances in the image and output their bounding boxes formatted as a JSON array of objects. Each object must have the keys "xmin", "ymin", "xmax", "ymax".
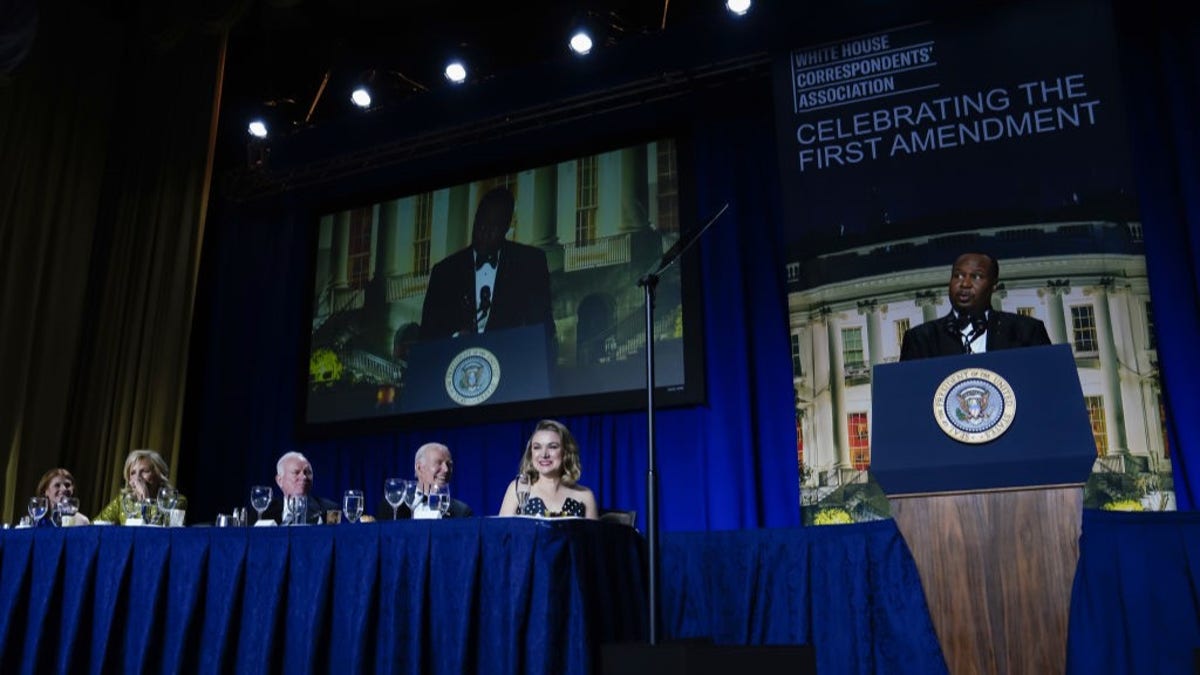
[
  {"xmin": 350, "ymin": 87, "xmax": 372, "ymax": 108},
  {"xmin": 725, "ymin": 0, "xmax": 752, "ymax": 16},
  {"xmin": 444, "ymin": 61, "xmax": 467, "ymax": 84},
  {"xmin": 248, "ymin": 119, "xmax": 268, "ymax": 139},
  {"xmin": 568, "ymin": 30, "xmax": 593, "ymax": 55}
]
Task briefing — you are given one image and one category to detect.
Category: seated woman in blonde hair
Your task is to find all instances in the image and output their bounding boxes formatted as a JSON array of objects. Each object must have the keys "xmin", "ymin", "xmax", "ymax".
[
  {"xmin": 499, "ymin": 419, "xmax": 597, "ymax": 519},
  {"xmin": 95, "ymin": 449, "xmax": 187, "ymax": 524}
]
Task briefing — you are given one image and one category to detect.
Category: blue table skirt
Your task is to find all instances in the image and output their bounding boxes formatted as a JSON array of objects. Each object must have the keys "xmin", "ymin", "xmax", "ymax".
[
  {"xmin": 0, "ymin": 519, "xmax": 647, "ymax": 675},
  {"xmin": 660, "ymin": 520, "xmax": 947, "ymax": 675},
  {"xmin": 1, "ymin": 519, "xmax": 949, "ymax": 674},
  {"xmin": 1067, "ymin": 509, "xmax": 1200, "ymax": 675}
]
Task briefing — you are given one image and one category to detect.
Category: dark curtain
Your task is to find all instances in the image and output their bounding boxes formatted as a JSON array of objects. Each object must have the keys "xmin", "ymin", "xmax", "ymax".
[
  {"xmin": 1115, "ymin": 1, "xmax": 1200, "ymax": 509},
  {"xmin": 0, "ymin": 1, "xmax": 123, "ymax": 522},
  {"xmin": 184, "ymin": 104, "xmax": 802, "ymax": 532},
  {"xmin": 0, "ymin": 2, "xmax": 222, "ymax": 521}
]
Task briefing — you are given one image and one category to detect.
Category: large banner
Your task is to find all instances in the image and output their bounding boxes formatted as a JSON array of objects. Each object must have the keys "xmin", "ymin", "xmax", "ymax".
[{"xmin": 773, "ymin": 1, "xmax": 1173, "ymax": 522}]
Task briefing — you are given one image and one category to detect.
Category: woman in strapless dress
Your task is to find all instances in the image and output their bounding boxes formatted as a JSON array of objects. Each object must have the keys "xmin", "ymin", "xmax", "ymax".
[{"xmin": 499, "ymin": 419, "xmax": 598, "ymax": 519}]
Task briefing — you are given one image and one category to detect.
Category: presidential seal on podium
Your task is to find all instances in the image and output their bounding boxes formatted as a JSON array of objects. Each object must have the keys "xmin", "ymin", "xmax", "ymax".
[
  {"xmin": 445, "ymin": 347, "xmax": 501, "ymax": 406},
  {"xmin": 932, "ymin": 367, "xmax": 1016, "ymax": 444}
]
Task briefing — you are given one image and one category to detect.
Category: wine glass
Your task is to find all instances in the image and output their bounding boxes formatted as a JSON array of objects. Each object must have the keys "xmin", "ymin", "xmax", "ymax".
[
  {"xmin": 430, "ymin": 484, "xmax": 451, "ymax": 518},
  {"xmin": 28, "ymin": 496, "xmax": 48, "ymax": 525},
  {"xmin": 402, "ymin": 480, "xmax": 419, "ymax": 512},
  {"xmin": 286, "ymin": 494, "xmax": 308, "ymax": 526},
  {"xmin": 250, "ymin": 485, "xmax": 272, "ymax": 523},
  {"xmin": 384, "ymin": 478, "xmax": 405, "ymax": 520},
  {"xmin": 515, "ymin": 474, "xmax": 531, "ymax": 515},
  {"xmin": 342, "ymin": 490, "xmax": 364, "ymax": 523},
  {"xmin": 157, "ymin": 487, "xmax": 179, "ymax": 526}
]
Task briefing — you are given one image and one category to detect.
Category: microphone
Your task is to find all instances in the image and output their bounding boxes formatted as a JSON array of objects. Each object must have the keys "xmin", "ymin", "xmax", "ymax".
[
  {"xmin": 970, "ymin": 314, "xmax": 987, "ymax": 336},
  {"xmin": 954, "ymin": 312, "xmax": 988, "ymax": 353}
]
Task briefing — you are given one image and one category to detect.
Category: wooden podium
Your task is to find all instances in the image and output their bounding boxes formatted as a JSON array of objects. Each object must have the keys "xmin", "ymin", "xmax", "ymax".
[
  {"xmin": 891, "ymin": 486, "xmax": 1081, "ymax": 674},
  {"xmin": 872, "ymin": 346, "xmax": 1095, "ymax": 675}
]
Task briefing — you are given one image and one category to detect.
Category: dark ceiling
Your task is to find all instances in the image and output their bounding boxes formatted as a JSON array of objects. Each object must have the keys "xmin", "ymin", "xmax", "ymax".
[{"xmin": 221, "ymin": 0, "xmax": 717, "ymax": 131}]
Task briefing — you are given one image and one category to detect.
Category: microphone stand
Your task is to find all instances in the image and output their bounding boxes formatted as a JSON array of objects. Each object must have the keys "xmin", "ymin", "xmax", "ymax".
[{"xmin": 636, "ymin": 203, "xmax": 728, "ymax": 646}]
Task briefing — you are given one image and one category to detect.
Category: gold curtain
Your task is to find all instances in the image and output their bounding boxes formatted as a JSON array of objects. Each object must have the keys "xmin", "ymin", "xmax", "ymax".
[{"xmin": 0, "ymin": 2, "xmax": 224, "ymax": 521}]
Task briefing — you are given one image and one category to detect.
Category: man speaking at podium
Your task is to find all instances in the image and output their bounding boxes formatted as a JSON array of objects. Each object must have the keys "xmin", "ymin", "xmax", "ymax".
[
  {"xmin": 419, "ymin": 187, "xmax": 553, "ymax": 341},
  {"xmin": 900, "ymin": 252, "xmax": 1051, "ymax": 361}
]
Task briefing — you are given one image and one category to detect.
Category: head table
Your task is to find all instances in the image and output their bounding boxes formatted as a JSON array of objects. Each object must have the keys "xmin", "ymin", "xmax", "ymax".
[
  {"xmin": 0, "ymin": 518, "xmax": 646, "ymax": 675},
  {"xmin": 0, "ymin": 517, "xmax": 948, "ymax": 674}
]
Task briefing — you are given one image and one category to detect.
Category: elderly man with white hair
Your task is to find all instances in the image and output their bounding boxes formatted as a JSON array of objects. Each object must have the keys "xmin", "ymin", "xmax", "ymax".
[
  {"xmin": 378, "ymin": 442, "xmax": 474, "ymax": 520},
  {"xmin": 261, "ymin": 451, "xmax": 338, "ymax": 525}
]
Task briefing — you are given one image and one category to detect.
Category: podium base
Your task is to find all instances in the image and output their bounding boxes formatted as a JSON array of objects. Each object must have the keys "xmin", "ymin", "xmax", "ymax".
[
  {"xmin": 892, "ymin": 485, "xmax": 1081, "ymax": 675},
  {"xmin": 601, "ymin": 642, "xmax": 816, "ymax": 675}
]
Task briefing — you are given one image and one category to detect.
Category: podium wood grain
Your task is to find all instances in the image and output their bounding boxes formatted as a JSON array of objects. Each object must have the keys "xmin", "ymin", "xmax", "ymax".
[{"xmin": 890, "ymin": 486, "xmax": 1082, "ymax": 675}]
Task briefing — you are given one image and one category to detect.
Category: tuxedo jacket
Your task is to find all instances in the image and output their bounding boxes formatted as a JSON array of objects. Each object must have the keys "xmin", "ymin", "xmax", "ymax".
[
  {"xmin": 419, "ymin": 241, "xmax": 553, "ymax": 341},
  {"xmin": 899, "ymin": 310, "xmax": 1051, "ymax": 361},
  {"xmin": 259, "ymin": 495, "xmax": 338, "ymax": 525},
  {"xmin": 375, "ymin": 496, "xmax": 474, "ymax": 520}
]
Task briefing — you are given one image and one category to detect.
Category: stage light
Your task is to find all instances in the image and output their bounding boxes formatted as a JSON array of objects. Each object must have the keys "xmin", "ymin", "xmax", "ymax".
[
  {"xmin": 568, "ymin": 30, "xmax": 593, "ymax": 55},
  {"xmin": 248, "ymin": 119, "xmax": 268, "ymax": 138},
  {"xmin": 444, "ymin": 61, "xmax": 467, "ymax": 84},
  {"xmin": 350, "ymin": 86, "xmax": 372, "ymax": 108},
  {"xmin": 725, "ymin": 0, "xmax": 752, "ymax": 16}
]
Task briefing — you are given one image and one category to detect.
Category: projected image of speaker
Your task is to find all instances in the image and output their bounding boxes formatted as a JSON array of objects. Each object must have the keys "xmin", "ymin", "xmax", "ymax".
[{"xmin": 301, "ymin": 135, "xmax": 707, "ymax": 434}]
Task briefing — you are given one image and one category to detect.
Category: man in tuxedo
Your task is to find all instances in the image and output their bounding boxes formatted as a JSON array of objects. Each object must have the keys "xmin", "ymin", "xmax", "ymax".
[
  {"xmin": 260, "ymin": 451, "xmax": 338, "ymax": 525},
  {"xmin": 378, "ymin": 442, "xmax": 473, "ymax": 519},
  {"xmin": 419, "ymin": 186, "xmax": 553, "ymax": 341},
  {"xmin": 900, "ymin": 252, "xmax": 1051, "ymax": 361}
]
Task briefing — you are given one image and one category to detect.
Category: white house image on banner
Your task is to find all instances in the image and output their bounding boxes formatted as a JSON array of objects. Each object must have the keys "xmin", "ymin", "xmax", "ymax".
[{"xmin": 787, "ymin": 221, "xmax": 1172, "ymax": 510}]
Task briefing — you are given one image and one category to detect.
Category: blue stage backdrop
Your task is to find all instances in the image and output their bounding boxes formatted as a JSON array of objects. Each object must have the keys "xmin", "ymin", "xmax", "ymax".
[
  {"xmin": 183, "ymin": 99, "xmax": 800, "ymax": 531},
  {"xmin": 1112, "ymin": 0, "xmax": 1200, "ymax": 510},
  {"xmin": 180, "ymin": 0, "xmax": 1200, "ymax": 529}
]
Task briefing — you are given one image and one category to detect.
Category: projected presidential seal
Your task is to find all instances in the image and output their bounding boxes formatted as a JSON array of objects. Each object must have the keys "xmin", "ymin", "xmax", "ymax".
[
  {"xmin": 932, "ymin": 367, "xmax": 1016, "ymax": 444},
  {"xmin": 445, "ymin": 348, "xmax": 501, "ymax": 406}
]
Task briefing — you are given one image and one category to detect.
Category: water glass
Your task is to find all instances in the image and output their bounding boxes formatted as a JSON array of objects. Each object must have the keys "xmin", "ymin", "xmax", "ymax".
[
  {"xmin": 120, "ymin": 490, "xmax": 143, "ymax": 524},
  {"xmin": 56, "ymin": 497, "xmax": 80, "ymax": 527},
  {"xmin": 429, "ymin": 484, "xmax": 451, "ymax": 518},
  {"xmin": 157, "ymin": 487, "xmax": 179, "ymax": 525},
  {"xmin": 343, "ymin": 490, "xmax": 364, "ymax": 523}
]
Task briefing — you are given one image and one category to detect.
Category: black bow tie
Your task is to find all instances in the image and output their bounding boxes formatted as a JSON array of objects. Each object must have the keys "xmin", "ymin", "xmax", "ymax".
[
  {"xmin": 475, "ymin": 251, "xmax": 498, "ymax": 270},
  {"xmin": 954, "ymin": 311, "xmax": 988, "ymax": 332}
]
